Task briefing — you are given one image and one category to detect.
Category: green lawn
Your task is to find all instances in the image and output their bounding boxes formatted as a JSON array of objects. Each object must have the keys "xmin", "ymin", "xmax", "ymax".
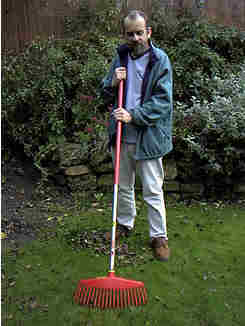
[{"xmin": 2, "ymin": 195, "xmax": 245, "ymax": 325}]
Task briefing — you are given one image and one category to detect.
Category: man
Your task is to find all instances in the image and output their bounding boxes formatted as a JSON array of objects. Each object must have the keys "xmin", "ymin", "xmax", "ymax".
[{"xmin": 101, "ymin": 10, "xmax": 173, "ymax": 261}]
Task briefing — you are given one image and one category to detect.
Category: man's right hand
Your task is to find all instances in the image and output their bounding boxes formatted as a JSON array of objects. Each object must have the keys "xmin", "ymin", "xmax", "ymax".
[{"xmin": 111, "ymin": 67, "xmax": 127, "ymax": 87}]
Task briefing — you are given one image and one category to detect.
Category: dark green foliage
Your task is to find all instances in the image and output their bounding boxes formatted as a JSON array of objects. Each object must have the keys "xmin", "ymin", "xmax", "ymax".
[
  {"xmin": 173, "ymin": 63, "xmax": 245, "ymax": 195},
  {"xmin": 2, "ymin": 34, "xmax": 118, "ymax": 174},
  {"xmin": 63, "ymin": 0, "xmax": 121, "ymax": 38},
  {"xmin": 168, "ymin": 39, "xmax": 226, "ymax": 103},
  {"xmin": 151, "ymin": 5, "xmax": 245, "ymax": 103},
  {"xmin": 2, "ymin": 2, "xmax": 245, "ymax": 192}
]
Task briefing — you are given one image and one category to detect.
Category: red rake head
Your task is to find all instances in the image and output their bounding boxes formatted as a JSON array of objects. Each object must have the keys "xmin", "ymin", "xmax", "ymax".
[{"xmin": 74, "ymin": 272, "xmax": 147, "ymax": 309}]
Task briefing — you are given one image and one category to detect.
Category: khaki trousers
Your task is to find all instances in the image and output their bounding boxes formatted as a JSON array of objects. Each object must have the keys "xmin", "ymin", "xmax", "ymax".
[{"xmin": 112, "ymin": 143, "xmax": 168, "ymax": 239}]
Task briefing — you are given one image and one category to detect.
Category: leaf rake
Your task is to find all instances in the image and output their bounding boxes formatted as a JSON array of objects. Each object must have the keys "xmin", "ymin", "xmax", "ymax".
[{"xmin": 74, "ymin": 80, "xmax": 147, "ymax": 309}]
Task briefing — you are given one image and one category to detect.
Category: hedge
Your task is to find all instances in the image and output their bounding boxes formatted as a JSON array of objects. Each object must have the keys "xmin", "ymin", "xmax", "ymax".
[{"xmin": 2, "ymin": 2, "xmax": 245, "ymax": 190}]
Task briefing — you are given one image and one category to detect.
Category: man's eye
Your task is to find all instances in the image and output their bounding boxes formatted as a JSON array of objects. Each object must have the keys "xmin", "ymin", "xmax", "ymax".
[{"xmin": 126, "ymin": 31, "xmax": 144, "ymax": 37}]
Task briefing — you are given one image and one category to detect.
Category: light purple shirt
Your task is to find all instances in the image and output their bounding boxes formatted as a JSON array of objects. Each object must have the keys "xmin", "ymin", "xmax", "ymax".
[{"xmin": 123, "ymin": 51, "xmax": 150, "ymax": 143}]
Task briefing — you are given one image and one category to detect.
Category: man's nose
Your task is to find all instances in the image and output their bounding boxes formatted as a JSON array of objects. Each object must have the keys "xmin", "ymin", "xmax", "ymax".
[{"xmin": 133, "ymin": 33, "xmax": 140, "ymax": 41}]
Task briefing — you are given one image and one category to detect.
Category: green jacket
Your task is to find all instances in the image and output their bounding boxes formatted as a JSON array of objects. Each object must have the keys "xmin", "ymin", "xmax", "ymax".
[{"xmin": 101, "ymin": 42, "xmax": 173, "ymax": 160}]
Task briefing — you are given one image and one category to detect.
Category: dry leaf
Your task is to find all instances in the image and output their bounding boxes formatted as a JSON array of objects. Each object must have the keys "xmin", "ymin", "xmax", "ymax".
[
  {"xmin": 91, "ymin": 202, "xmax": 99, "ymax": 207},
  {"xmin": 47, "ymin": 216, "xmax": 54, "ymax": 221},
  {"xmin": 57, "ymin": 216, "xmax": 63, "ymax": 223},
  {"xmin": 1, "ymin": 232, "xmax": 7, "ymax": 240},
  {"xmin": 29, "ymin": 301, "xmax": 39, "ymax": 310},
  {"xmin": 41, "ymin": 304, "xmax": 49, "ymax": 312}
]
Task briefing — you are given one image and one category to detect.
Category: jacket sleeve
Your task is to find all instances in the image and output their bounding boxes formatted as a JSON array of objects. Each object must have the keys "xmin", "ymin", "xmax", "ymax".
[
  {"xmin": 99, "ymin": 56, "xmax": 119, "ymax": 105},
  {"xmin": 129, "ymin": 55, "xmax": 173, "ymax": 127}
]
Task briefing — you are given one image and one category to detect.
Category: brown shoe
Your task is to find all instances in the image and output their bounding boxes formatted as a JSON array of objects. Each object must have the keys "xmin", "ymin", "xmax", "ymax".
[
  {"xmin": 151, "ymin": 238, "xmax": 170, "ymax": 261},
  {"xmin": 104, "ymin": 223, "xmax": 131, "ymax": 242}
]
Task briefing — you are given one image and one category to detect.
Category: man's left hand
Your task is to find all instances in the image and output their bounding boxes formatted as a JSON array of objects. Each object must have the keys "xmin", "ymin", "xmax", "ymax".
[{"xmin": 113, "ymin": 108, "xmax": 132, "ymax": 123}]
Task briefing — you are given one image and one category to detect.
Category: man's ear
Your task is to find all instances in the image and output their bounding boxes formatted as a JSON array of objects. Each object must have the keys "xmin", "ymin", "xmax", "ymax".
[{"xmin": 147, "ymin": 27, "xmax": 152, "ymax": 38}]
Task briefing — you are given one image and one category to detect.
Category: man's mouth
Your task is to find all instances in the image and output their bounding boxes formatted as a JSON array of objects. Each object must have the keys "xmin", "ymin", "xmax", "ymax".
[{"xmin": 128, "ymin": 42, "xmax": 140, "ymax": 48}]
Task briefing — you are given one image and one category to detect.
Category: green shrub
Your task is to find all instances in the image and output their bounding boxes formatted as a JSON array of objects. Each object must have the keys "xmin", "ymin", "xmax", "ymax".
[
  {"xmin": 63, "ymin": 0, "xmax": 121, "ymax": 38},
  {"xmin": 2, "ymin": 2, "xmax": 245, "ymax": 191},
  {"xmin": 173, "ymin": 62, "xmax": 245, "ymax": 190},
  {"xmin": 168, "ymin": 40, "xmax": 226, "ymax": 103},
  {"xmin": 2, "ymin": 0, "xmax": 121, "ymax": 175},
  {"xmin": 2, "ymin": 35, "xmax": 118, "ymax": 175},
  {"xmin": 151, "ymin": 4, "xmax": 245, "ymax": 103},
  {"xmin": 152, "ymin": 4, "xmax": 245, "ymax": 62}
]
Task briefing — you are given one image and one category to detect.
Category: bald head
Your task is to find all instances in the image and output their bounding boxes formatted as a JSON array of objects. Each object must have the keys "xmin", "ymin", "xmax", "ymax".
[{"xmin": 123, "ymin": 10, "xmax": 148, "ymax": 30}]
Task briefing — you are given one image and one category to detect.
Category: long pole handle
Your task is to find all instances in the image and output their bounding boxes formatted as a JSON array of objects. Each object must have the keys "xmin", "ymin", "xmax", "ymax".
[
  {"xmin": 114, "ymin": 81, "xmax": 123, "ymax": 185},
  {"xmin": 109, "ymin": 80, "xmax": 124, "ymax": 273}
]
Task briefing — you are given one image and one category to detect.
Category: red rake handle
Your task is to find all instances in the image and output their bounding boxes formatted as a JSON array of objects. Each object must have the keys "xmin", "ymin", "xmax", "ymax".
[
  {"xmin": 114, "ymin": 80, "xmax": 123, "ymax": 185},
  {"xmin": 109, "ymin": 80, "xmax": 124, "ymax": 273}
]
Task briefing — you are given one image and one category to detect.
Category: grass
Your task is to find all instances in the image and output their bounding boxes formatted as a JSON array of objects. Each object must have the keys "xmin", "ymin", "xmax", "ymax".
[{"xmin": 2, "ymin": 193, "xmax": 245, "ymax": 326}]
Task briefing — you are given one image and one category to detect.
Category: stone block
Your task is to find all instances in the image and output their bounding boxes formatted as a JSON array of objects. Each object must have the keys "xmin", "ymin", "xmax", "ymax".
[
  {"xmin": 64, "ymin": 165, "xmax": 90, "ymax": 176},
  {"xmin": 58, "ymin": 142, "xmax": 90, "ymax": 168},
  {"xmin": 163, "ymin": 159, "xmax": 178, "ymax": 180},
  {"xmin": 67, "ymin": 175, "xmax": 96, "ymax": 192},
  {"xmin": 181, "ymin": 183, "xmax": 204, "ymax": 194},
  {"xmin": 234, "ymin": 184, "xmax": 245, "ymax": 193},
  {"xmin": 164, "ymin": 181, "xmax": 180, "ymax": 192},
  {"xmin": 94, "ymin": 161, "xmax": 113, "ymax": 174},
  {"xmin": 97, "ymin": 174, "xmax": 113, "ymax": 188}
]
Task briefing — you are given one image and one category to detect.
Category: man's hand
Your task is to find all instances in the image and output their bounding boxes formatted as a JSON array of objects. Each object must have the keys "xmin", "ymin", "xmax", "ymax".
[
  {"xmin": 113, "ymin": 107, "xmax": 132, "ymax": 123},
  {"xmin": 111, "ymin": 67, "xmax": 127, "ymax": 87}
]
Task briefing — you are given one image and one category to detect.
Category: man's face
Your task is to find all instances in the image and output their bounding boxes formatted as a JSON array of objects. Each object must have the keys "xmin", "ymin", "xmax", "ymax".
[{"xmin": 124, "ymin": 16, "xmax": 151, "ymax": 56}]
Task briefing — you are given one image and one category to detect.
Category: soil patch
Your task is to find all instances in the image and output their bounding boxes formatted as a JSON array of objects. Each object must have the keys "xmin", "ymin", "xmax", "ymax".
[{"xmin": 1, "ymin": 156, "xmax": 71, "ymax": 248}]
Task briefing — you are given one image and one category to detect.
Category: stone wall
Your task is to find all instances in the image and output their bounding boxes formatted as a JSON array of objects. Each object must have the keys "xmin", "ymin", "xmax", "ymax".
[{"xmin": 56, "ymin": 142, "xmax": 245, "ymax": 200}]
